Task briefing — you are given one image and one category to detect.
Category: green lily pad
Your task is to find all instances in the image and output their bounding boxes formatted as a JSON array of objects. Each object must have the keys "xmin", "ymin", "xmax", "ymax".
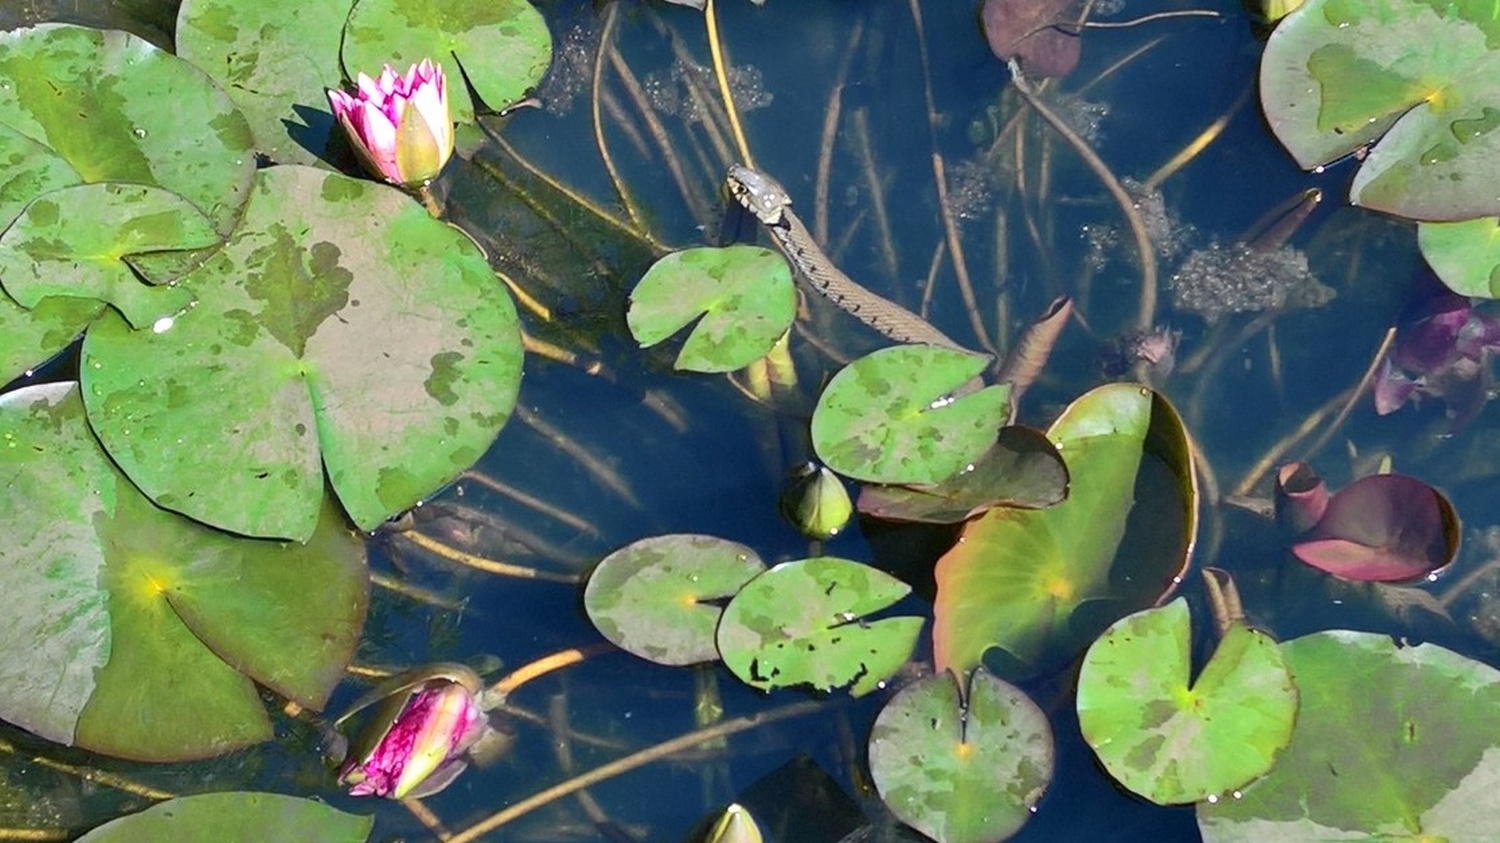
[
  {"xmin": 341, "ymin": 0, "xmax": 552, "ymax": 123},
  {"xmin": 1417, "ymin": 217, "xmax": 1500, "ymax": 298},
  {"xmin": 811, "ymin": 345, "xmax": 1011, "ymax": 485},
  {"xmin": 0, "ymin": 23, "xmax": 255, "ymax": 236},
  {"xmin": 585, "ymin": 534, "xmax": 767, "ymax": 666},
  {"xmin": 716, "ymin": 557, "xmax": 923, "ymax": 697},
  {"xmin": 0, "ymin": 383, "xmax": 366, "ymax": 761},
  {"xmin": 868, "ymin": 668, "xmax": 1053, "ymax": 843},
  {"xmin": 1077, "ymin": 598, "xmax": 1297, "ymax": 805},
  {"xmin": 933, "ymin": 384, "xmax": 1196, "ymax": 677},
  {"xmin": 0, "ymin": 122, "xmax": 79, "ymax": 230},
  {"xmin": 1199, "ymin": 631, "xmax": 1500, "ymax": 840},
  {"xmin": 856, "ymin": 425, "xmax": 1069, "ymax": 524},
  {"xmin": 80, "ymin": 165, "xmax": 522, "ymax": 540},
  {"xmin": 1260, "ymin": 0, "xmax": 1500, "ymax": 220},
  {"xmin": 76, "ymin": 792, "xmax": 373, "ymax": 842},
  {"xmin": 0, "ymin": 296, "xmax": 107, "ymax": 385},
  {"xmin": 627, "ymin": 246, "xmax": 796, "ymax": 374},
  {"xmin": 0, "ymin": 183, "xmax": 217, "ymax": 327},
  {"xmin": 176, "ymin": 0, "xmax": 355, "ymax": 166}
]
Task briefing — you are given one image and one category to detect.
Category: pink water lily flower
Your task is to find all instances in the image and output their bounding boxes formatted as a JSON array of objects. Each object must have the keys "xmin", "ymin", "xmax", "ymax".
[
  {"xmin": 338, "ymin": 677, "xmax": 486, "ymax": 799},
  {"xmin": 327, "ymin": 59, "xmax": 454, "ymax": 187}
]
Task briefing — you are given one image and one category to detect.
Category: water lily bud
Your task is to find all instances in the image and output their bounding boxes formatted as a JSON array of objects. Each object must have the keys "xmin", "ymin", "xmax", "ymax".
[
  {"xmin": 327, "ymin": 59, "xmax": 454, "ymax": 188},
  {"xmin": 704, "ymin": 803, "xmax": 764, "ymax": 843},
  {"xmin": 779, "ymin": 462, "xmax": 853, "ymax": 540},
  {"xmin": 338, "ymin": 673, "xmax": 486, "ymax": 799}
]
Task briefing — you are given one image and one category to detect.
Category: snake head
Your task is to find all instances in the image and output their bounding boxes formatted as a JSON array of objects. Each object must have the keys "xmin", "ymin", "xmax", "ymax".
[{"xmin": 726, "ymin": 163, "xmax": 793, "ymax": 226}]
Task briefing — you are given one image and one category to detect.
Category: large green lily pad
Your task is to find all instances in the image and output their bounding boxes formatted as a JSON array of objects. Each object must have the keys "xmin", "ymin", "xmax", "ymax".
[
  {"xmin": 80, "ymin": 165, "xmax": 522, "ymax": 540},
  {"xmin": 0, "ymin": 23, "xmax": 255, "ymax": 236},
  {"xmin": 628, "ymin": 246, "xmax": 796, "ymax": 373},
  {"xmin": 716, "ymin": 557, "xmax": 923, "ymax": 697},
  {"xmin": 868, "ymin": 668, "xmax": 1053, "ymax": 843},
  {"xmin": 177, "ymin": 0, "xmax": 355, "ymax": 166},
  {"xmin": 812, "ymin": 345, "xmax": 1010, "ymax": 485},
  {"xmin": 1417, "ymin": 217, "xmax": 1500, "ymax": 298},
  {"xmin": 585, "ymin": 534, "xmax": 766, "ymax": 666},
  {"xmin": 0, "ymin": 183, "xmax": 216, "ymax": 327},
  {"xmin": 1261, "ymin": 0, "xmax": 1500, "ymax": 220},
  {"xmin": 933, "ymin": 384, "xmax": 1196, "ymax": 677},
  {"xmin": 1199, "ymin": 631, "xmax": 1500, "ymax": 840},
  {"xmin": 341, "ymin": 0, "xmax": 552, "ymax": 123},
  {"xmin": 0, "ymin": 122, "xmax": 79, "ymax": 230},
  {"xmin": 0, "ymin": 383, "xmax": 366, "ymax": 761},
  {"xmin": 76, "ymin": 792, "xmax": 372, "ymax": 842},
  {"xmin": 1077, "ymin": 599, "xmax": 1297, "ymax": 805}
]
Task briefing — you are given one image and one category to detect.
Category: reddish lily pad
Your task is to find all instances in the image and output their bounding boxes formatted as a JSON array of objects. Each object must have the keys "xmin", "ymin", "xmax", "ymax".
[
  {"xmin": 1273, "ymin": 461, "xmax": 1328, "ymax": 534},
  {"xmin": 982, "ymin": 0, "xmax": 1082, "ymax": 79},
  {"xmin": 868, "ymin": 668, "xmax": 1053, "ymax": 843},
  {"xmin": 716, "ymin": 558, "xmax": 923, "ymax": 697},
  {"xmin": 933, "ymin": 384, "xmax": 1196, "ymax": 677},
  {"xmin": 0, "ymin": 383, "xmax": 366, "ymax": 761},
  {"xmin": 1291, "ymin": 473, "xmax": 1459, "ymax": 582},
  {"xmin": 585, "ymin": 534, "xmax": 766, "ymax": 666}
]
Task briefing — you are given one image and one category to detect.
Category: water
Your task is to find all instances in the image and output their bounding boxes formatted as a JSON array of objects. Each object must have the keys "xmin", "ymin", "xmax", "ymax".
[{"xmin": 4, "ymin": 0, "xmax": 1499, "ymax": 840}]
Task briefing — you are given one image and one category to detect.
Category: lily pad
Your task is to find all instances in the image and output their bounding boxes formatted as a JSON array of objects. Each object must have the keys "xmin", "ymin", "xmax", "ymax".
[
  {"xmin": 80, "ymin": 165, "xmax": 522, "ymax": 540},
  {"xmin": 341, "ymin": 0, "xmax": 552, "ymax": 123},
  {"xmin": 0, "ymin": 122, "xmax": 79, "ymax": 230},
  {"xmin": 1417, "ymin": 217, "xmax": 1500, "ymax": 298},
  {"xmin": 0, "ymin": 23, "xmax": 255, "ymax": 236},
  {"xmin": 1260, "ymin": 0, "xmax": 1500, "ymax": 220},
  {"xmin": 856, "ymin": 425, "xmax": 1069, "ymax": 524},
  {"xmin": 0, "ymin": 383, "xmax": 366, "ymax": 761},
  {"xmin": 1199, "ymin": 631, "xmax": 1500, "ymax": 840},
  {"xmin": 1076, "ymin": 598, "xmax": 1297, "ymax": 805},
  {"xmin": 176, "ymin": 0, "xmax": 354, "ymax": 166},
  {"xmin": 1291, "ymin": 473, "xmax": 1460, "ymax": 582},
  {"xmin": 716, "ymin": 557, "xmax": 923, "ymax": 697},
  {"xmin": 76, "ymin": 792, "xmax": 372, "ymax": 842},
  {"xmin": 982, "ymin": 0, "xmax": 1082, "ymax": 79},
  {"xmin": 0, "ymin": 183, "xmax": 217, "ymax": 327},
  {"xmin": 933, "ymin": 384, "xmax": 1196, "ymax": 677},
  {"xmin": 868, "ymin": 668, "xmax": 1053, "ymax": 843},
  {"xmin": 812, "ymin": 345, "xmax": 1011, "ymax": 485},
  {"xmin": 0, "ymin": 296, "xmax": 107, "ymax": 386},
  {"xmin": 585, "ymin": 534, "xmax": 766, "ymax": 666},
  {"xmin": 628, "ymin": 246, "xmax": 796, "ymax": 373}
]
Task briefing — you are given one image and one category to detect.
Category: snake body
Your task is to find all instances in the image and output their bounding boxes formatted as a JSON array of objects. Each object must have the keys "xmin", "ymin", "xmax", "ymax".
[{"xmin": 726, "ymin": 164, "xmax": 966, "ymax": 351}]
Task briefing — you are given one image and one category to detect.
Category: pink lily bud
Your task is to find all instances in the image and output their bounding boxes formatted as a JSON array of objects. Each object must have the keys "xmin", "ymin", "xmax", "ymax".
[
  {"xmin": 327, "ymin": 59, "xmax": 454, "ymax": 188},
  {"xmin": 338, "ymin": 676, "xmax": 486, "ymax": 799}
]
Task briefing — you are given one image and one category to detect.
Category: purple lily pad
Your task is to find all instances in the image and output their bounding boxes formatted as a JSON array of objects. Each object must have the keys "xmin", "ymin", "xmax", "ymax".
[
  {"xmin": 982, "ymin": 0, "xmax": 1082, "ymax": 79},
  {"xmin": 1273, "ymin": 461, "xmax": 1328, "ymax": 535},
  {"xmin": 1291, "ymin": 474, "xmax": 1459, "ymax": 582}
]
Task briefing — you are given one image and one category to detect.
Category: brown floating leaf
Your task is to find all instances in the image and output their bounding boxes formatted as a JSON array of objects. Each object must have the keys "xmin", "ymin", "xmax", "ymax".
[{"xmin": 982, "ymin": 0, "xmax": 1082, "ymax": 79}]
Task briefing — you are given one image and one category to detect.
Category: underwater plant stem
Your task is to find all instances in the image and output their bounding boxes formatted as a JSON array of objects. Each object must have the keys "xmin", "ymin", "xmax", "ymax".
[
  {"xmin": 368, "ymin": 571, "xmax": 468, "ymax": 610},
  {"xmin": 398, "ymin": 529, "xmax": 580, "ymax": 583},
  {"xmin": 705, "ymin": 0, "xmax": 755, "ymax": 166},
  {"xmin": 1292, "ymin": 327, "xmax": 1397, "ymax": 464},
  {"xmin": 607, "ymin": 45, "xmax": 714, "ymax": 224},
  {"xmin": 483, "ymin": 644, "xmax": 615, "ymax": 707},
  {"xmin": 0, "ymin": 736, "xmax": 174, "ymax": 801},
  {"xmin": 1230, "ymin": 383, "xmax": 1359, "ymax": 499},
  {"xmin": 0, "ymin": 830, "xmax": 68, "ymax": 841},
  {"xmin": 460, "ymin": 470, "xmax": 601, "ymax": 536},
  {"xmin": 1143, "ymin": 80, "xmax": 1254, "ymax": 193},
  {"xmin": 445, "ymin": 700, "xmax": 825, "ymax": 843},
  {"xmin": 850, "ymin": 108, "xmax": 901, "ymax": 280},
  {"xmin": 400, "ymin": 798, "xmax": 452, "ymax": 840},
  {"xmin": 813, "ymin": 23, "xmax": 865, "ymax": 245},
  {"xmin": 1009, "ymin": 60, "xmax": 1158, "ymax": 334},
  {"xmin": 592, "ymin": 5, "xmax": 649, "ymax": 234}
]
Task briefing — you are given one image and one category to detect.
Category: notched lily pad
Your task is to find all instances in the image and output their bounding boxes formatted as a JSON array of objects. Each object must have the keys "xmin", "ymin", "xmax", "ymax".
[
  {"xmin": 1417, "ymin": 217, "xmax": 1500, "ymax": 298},
  {"xmin": 628, "ymin": 246, "xmax": 796, "ymax": 373},
  {"xmin": 1291, "ymin": 473, "xmax": 1459, "ymax": 582},
  {"xmin": 716, "ymin": 557, "xmax": 923, "ymax": 697},
  {"xmin": 0, "ymin": 183, "xmax": 218, "ymax": 327},
  {"xmin": 812, "ymin": 345, "xmax": 1010, "ymax": 486},
  {"xmin": 1077, "ymin": 598, "xmax": 1297, "ymax": 805},
  {"xmin": 857, "ymin": 425, "xmax": 1068, "ymax": 524},
  {"xmin": 868, "ymin": 668, "xmax": 1053, "ymax": 843},
  {"xmin": 585, "ymin": 534, "xmax": 766, "ymax": 666},
  {"xmin": 76, "ymin": 792, "xmax": 373, "ymax": 842}
]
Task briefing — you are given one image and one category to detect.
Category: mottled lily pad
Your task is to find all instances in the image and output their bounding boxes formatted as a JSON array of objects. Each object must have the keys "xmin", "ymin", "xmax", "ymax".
[
  {"xmin": 0, "ymin": 183, "xmax": 217, "ymax": 327},
  {"xmin": 1199, "ymin": 631, "xmax": 1500, "ymax": 840},
  {"xmin": 176, "ymin": 0, "xmax": 354, "ymax": 166},
  {"xmin": 1077, "ymin": 599, "xmax": 1297, "ymax": 805},
  {"xmin": 341, "ymin": 0, "xmax": 552, "ymax": 122},
  {"xmin": 628, "ymin": 246, "xmax": 796, "ymax": 373},
  {"xmin": 585, "ymin": 534, "xmax": 766, "ymax": 666},
  {"xmin": 0, "ymin": 383, "xmax": 366, "ymax": 761},
  {"xmin": 933, "ymin": 384, "xmax": 1196, "ymax": 677},
  {"xmin": 1260, "ymin": 0, "xmax": 1500, "ymax": 220},
  {"xmin": 79, "ymin": 165, "xmax": 522, "ymax": 540},
  {"xmin": 716, "ymin": 557, "xmax": 923, "ymax": 697},
  {"xmin": 76, "ymin": 792, "xmax": 372, "ymax": 842},
  {"xmin": 812, "ymin": 346, "xmax": 1011, "ymax": 485},
  {"xmin": 868, "ymin": 668, "xmax": 1053, "ymax": 843}
]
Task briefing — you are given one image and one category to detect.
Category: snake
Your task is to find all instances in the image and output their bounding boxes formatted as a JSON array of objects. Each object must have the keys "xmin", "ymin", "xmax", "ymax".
[{"xmin": 726, "ymin": 163, "xmax": 969, "ymax": 352}]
